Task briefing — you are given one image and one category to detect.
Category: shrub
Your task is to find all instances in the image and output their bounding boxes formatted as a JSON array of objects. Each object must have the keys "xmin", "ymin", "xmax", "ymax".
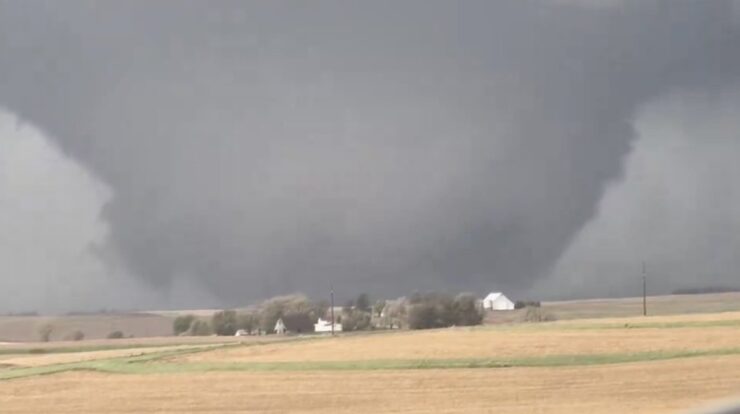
[
  {"xmin": 514, "ymin": 300, "xmax": 541, "ymax": 310},
  {"xmin": 189, "ymin": 320, "xmax": 212, "ymax": 336},
  {"xmin": 173, "ymin": 315, "xmax": 196, "ymax": 335},
  {"xmin": 212, "ymin": 310, "xmax": 238, "ymax": 336},
  {"xmin": 523, "ymin": 307, "xmax": 556, "ymax": 322},
  {"xmin": 107, "ymin": 330, "xmax": 125, "ymax": 339},
  {"xmin": 65, "ymin": 330, "xmax": 85, "ymax": 341}
]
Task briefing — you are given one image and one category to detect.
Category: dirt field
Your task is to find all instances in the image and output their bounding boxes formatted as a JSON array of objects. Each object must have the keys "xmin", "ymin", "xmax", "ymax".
[
  {"xmin": 4, "ymin": 298, "xmax": 740, "ymax": 413},
  {"xmin": 0, "ymin": 313, "xmax": 174, "ymax": 342},
  {"xmin": 3, "ymin": 355, "xmax": 740, "ymax": 413},
  {"xmin": 182, "ymin": 327, "xmax": 740, "ymax": 363}
]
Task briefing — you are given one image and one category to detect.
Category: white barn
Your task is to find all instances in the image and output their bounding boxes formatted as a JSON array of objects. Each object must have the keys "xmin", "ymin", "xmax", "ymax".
[{"xmin": 483, "ymin": 292, "xmax": 515, "ymax": 310}]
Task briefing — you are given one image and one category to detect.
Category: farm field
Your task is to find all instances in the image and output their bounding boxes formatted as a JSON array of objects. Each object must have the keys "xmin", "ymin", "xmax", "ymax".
[
  {"xmin": 543, "ymin": 292, "xmax": 740, "ymax": 320},
  {"xmin": 4, "ymin": 308, "xmax": 740, "ymax": 412},
  {"xmin": 4, "ymin": 356, "xmax": 740, "ymax": 414},
  {"xmin": 0, "ymin": 313, "xmax": 175, "ymax": 342},
  {"xmin": 484, "ymin": 292, "xmax": 740, "ymax": 324},
  {"xmin": 181, "ymin": 312, "xmax": 740, "ymax": 363}
]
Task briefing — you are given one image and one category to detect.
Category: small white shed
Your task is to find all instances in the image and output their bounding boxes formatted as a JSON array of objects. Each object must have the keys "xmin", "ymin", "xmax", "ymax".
[
  {"xmin": 483, "ymin": 292, "xmax": 515, "ymax": 311},
  {"xmin": 274, "ymin": 318, "xmax": 287, "ymax": 335}
]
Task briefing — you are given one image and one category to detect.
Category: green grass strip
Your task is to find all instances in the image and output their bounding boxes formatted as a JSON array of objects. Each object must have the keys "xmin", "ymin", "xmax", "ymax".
[
  {"xmin": 0, "ymin": 343, "xmax": 231, "ymax": 380},
  {"xmin": 0, "ymin": 342, "xmax": 235, "ymax": 356},
  {"xmin": 6, "ymin": 346, "xmax": 740, "ymax": 380}
]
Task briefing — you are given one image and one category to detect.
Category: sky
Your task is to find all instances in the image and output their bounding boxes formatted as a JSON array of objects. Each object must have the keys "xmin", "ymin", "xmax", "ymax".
[{"xmin": 0, "ymin": 1, "xmax": 739, "ymax": 312}]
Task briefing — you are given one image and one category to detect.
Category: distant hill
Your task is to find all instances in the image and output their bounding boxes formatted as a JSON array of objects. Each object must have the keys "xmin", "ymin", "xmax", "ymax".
[{"xmin": 672, "ymin": 287, "xmax": 740, "ymax": 295}]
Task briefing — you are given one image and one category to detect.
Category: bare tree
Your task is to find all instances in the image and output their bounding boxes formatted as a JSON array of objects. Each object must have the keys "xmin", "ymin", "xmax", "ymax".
[{"xmin": 37, "ymin": 323, "xmax": 54, "ymax": 342}]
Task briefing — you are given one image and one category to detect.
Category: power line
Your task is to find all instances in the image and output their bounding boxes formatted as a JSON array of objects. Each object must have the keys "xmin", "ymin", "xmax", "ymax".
[{"xmin": 330, "ymin": 285, "xmax": 335, "ymax": 336}]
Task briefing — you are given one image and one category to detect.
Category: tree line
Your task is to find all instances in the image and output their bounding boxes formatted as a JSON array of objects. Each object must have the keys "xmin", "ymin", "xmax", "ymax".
[{"xmin": 173, "ymin": 291, "xmax": 486, "ymax": 336}]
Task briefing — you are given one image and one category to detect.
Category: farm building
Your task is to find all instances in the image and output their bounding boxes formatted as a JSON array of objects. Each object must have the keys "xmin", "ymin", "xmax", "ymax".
[
  {"xmin": 274, "ymin": 318, "xmax": 287, "ymax": 335},
  {"xmin": 314, "ymin": 317, "xmax": 342, "ymax": 333},
  {"xmin": 483, "ymin": 292, "xmax": 515, "ymax": 310}
]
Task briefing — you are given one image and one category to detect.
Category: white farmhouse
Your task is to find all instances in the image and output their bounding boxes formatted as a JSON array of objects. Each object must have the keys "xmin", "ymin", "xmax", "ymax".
[
  {"xmin": 483, "ymin": 292, "xmax": 515, "ymax": 311},
  {"xmin": 314, "ymin": 318, "xmax": 342, "ymax": 333}
]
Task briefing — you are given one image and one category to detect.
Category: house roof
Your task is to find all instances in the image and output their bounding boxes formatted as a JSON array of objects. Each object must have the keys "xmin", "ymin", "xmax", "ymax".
[{"xmin": 483, "ymin": 292, "xmax": 507, "ymax": 302}]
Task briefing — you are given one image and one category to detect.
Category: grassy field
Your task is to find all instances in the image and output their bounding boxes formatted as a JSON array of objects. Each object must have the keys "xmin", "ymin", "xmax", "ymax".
[{"xmin": 3, "ymin": 294, "xmax": 740, "ymax": 412}]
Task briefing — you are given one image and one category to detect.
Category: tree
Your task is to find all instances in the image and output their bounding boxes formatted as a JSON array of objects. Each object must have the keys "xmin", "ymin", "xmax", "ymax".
[
  {"xmin": 173, "ymin": 315, "xmax": 196, "ymax": 335},
  {"xmin": 315, "ymin": 300, "xmax": 330, "ymax": 319},
  {"xmin": 237, "ymin": 312, "xmax": 259, "ymax": 334},
  {"xmin": 257, "ymin": 294, "xmax": 325, "ymax": 334},
  {"xmin": 189, "ymin": 320, "xmax": 212, "ymax": 336},
  {"xmin": 37, "ymin": 323, "xmax": 54, "ymax": 342},
  {"xmin": 452, "ymin": 294, "xmax": 483, "ymax": 326},
  {"xmin": 408, "ymin": 302, "xmax": 439, "ymax": 330},
  {"xmin": 342, "ymin": 310, "xmax": 372, "ymax": 331},
  {"xmin": 407, "ymin": 292, "xmax": 483, "ymax": 330},
  {"xmin": 355, "ymin": 293, "xmax": 371, "ymax": 312},
  {"xmin": 382, "ymin": 298, "xmax": 408, "ymax": 329},
  {"xmin": 282, "ymin": 312, "xmax": 313, "ymax": 333},
  {"xmin": 211, "ymin": 310, "xmax": 238, "ymax": 336},
  {"xmin": 107, "ymin": 331, "xmax": 125, "ymax": 339},
  {"xmin": 373, "ymin": 300, "xmax": 386, "ymax": 317}
]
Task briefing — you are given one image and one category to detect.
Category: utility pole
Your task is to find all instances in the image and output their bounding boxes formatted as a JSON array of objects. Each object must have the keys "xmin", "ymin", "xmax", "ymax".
[
  {"xmin": 330, "ymin": 285, "xmax": 335, "ymax": 336},
  {"xmin": 642, "ymin": 261, "xmax": 647, "ymax": 316}
]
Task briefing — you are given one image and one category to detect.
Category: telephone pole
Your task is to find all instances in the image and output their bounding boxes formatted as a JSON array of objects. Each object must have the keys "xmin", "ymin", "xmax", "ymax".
[
  {"xmin": 330, "ymin": 285, "xmax": 335, "ymax": 336},
  {"xmin": 642, "ymin": 261, "xmax": 647, "ymax": 316}
]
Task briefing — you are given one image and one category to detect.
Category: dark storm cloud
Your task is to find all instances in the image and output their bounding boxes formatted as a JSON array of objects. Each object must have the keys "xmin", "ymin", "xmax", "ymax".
[{"xmin": 1, "ymin": 1, "xmax": 739, "ymax": 307}]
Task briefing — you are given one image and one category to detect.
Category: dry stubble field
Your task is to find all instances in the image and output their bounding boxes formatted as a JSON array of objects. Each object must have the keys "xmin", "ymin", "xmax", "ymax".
[{"xmin": 3, "ymin": 309, "xmax": 740, "ymax": 413}]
